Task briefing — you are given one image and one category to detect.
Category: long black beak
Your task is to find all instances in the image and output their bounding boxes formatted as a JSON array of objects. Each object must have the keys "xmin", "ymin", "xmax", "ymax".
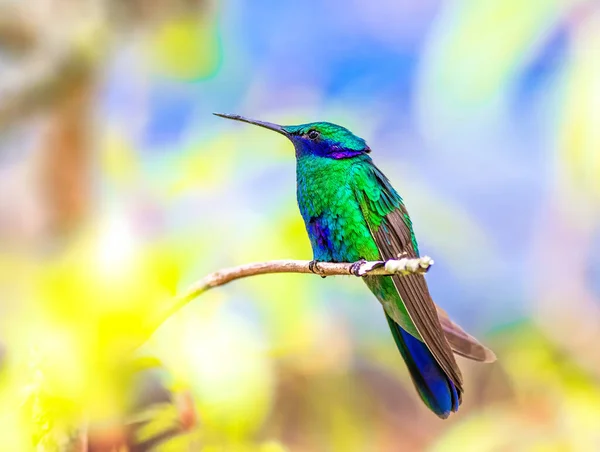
[{"xmin": 213, "ymin": 113, "xmax": 289, "ymax": 137}]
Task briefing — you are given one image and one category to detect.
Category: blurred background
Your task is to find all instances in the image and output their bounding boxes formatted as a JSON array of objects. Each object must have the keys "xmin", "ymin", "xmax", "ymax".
[{"xmin": 1, "ymin": 0, "xmax": 599, "ymax": 450}]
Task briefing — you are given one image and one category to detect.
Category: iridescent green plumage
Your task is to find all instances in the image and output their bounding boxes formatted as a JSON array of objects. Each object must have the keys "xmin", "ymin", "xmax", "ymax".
[
  {"xmin": 296, "ymin": 154, "xmax": 417, "ymax": 336},
  {"xmin": 215, "ymin": 113, "xmax": 496, "ymax": 418}
]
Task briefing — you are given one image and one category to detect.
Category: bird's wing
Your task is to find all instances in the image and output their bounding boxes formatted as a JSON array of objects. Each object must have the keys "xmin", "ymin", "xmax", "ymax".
[
  {"xmin": 353, "ymin": 162, "xmax": 464, "ymax": 390},
  {"xmin": 437, "ymin": 305, "xmax": 496, "ymax": 363}
]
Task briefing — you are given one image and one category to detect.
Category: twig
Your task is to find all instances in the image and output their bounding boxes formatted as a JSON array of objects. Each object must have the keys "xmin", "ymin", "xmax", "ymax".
[
  {"xmin": 149, "ymin": 256, "xmax": 434, "ymax": 334},
  {"xmin": 0, "ymin": 16, "xmax": 37, "ymax": 53},
  {"xmin": 0, "ymin": 43, "xmax": 93, "ymax": 131}
]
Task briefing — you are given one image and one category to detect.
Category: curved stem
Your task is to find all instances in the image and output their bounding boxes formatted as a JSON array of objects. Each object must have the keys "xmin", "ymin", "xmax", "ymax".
[{"xmin": 149, "ymin": 256, "xmax": 433, "ymax": 334}]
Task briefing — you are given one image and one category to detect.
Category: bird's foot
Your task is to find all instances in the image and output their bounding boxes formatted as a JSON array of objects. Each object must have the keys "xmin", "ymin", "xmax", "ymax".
[
  {"xmin": 308, "ymin": 260, "xmax": 327, "ymax": 278},
  {"xmin": 349, "ymin": 259, "xmax": 368, "ymax": 277}
]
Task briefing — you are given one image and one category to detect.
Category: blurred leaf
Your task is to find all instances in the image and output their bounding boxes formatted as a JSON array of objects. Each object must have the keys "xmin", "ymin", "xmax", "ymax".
[
  {"xmin": 101, "ymin": 130, "xmax": 140, "ymax": 184},
  {"xmin": 558, "ymin": 9, "xmax": 600, "ymax": 203},
  {"xmin": 435, "ymin": 325, "xmax": 600, "ymax": 451},
  {"xmin": 168, "ymin": 134, "xmax": 237, "ymax": 196},
  {"xmin": 420, "ymin": 0, "xmax": 566, "ymax": 106},
  {"xmin": 153, "ymin": 309, "xmax": 275, "ymax": 442},
  {"xmin": 0, "ymin": 224, "xmax": 192, "ymax": 447},
  {"xmin": 149, "ymin": 16, "xmax": 221, "ymax": 80}
]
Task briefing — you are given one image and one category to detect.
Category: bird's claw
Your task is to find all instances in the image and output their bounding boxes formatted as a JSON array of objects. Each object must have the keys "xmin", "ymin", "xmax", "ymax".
[
  {"xmin": 349, "ymin": 259, "xmax": 368, "ymax": 277},
  {"xmin": 309, "ymin": 260, "xmax": 327, "ymax": 278}
]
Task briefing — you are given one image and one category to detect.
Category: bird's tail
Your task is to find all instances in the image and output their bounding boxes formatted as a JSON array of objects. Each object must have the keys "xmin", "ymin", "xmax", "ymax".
[{"xmin": 385, "ymin": 313, "xmax": 461, "ymax": 418}]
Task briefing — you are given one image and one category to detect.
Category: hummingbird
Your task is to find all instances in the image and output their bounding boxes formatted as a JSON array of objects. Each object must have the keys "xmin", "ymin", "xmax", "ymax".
[{"xmin": 215, "ymin": 113, "xmax": 495, "ymax": 418}]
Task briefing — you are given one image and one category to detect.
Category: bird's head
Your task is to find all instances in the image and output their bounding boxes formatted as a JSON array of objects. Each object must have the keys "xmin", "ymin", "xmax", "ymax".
[{"xmin": 215, "ymin": 113, "xmax": 371, "ymax": 159}]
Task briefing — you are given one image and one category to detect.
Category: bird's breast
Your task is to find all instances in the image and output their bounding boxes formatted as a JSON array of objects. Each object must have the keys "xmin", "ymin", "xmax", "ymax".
[{"xmin": 295, "ymin": 157, "xmax": 379, "ymax": 262}]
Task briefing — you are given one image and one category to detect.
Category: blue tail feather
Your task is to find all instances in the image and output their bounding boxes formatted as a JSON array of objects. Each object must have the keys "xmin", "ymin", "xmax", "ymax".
[{"xmin": 385, "ymin": 313, "xmax": 460, "ymax": 418}]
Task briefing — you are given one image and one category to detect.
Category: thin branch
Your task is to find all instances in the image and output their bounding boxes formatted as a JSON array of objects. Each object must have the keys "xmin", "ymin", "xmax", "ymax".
[
  {"xmin": 0, "ymin": 16, "xmax": 37, "ymax": 53},
  {"xmin": 0, "ymin": 4, "xmax": 103, "ymax": 132},
  {"xmin": 149, "ymin": 256, "xmax": 433, "ymax": 334},
  {"xmin": 0, "ymin": 44, "xmax": 93, "ymax": 131}
]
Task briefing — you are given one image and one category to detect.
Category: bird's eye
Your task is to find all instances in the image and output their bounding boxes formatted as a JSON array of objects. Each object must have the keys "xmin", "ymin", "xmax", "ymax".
[{"xmin": 307, "ymin": 130, "xmax": 320, "ymax": 140}]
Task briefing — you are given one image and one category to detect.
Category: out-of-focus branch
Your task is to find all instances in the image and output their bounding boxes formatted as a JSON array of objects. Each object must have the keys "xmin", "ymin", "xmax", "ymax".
[
  {"xmin": 0, "ymin": 5, "xmax": 107, "ymax": 236},
  {"xmin": 0, "ymin": 0, "xmax": 106, "ymax": 133},
  {"xmin": 150, "ymin": 256, "xmax": 434, "ymax": 333},
  {"xmin": 0, "ymin": 43, "xmax": 93, "ymax": 131},
  {"xmin": 0, "ymin": 17, "xmax": 37, "ymax": 53},
  {"xmin": 39, "ymin": 66, "xmax": 95, "ymax": 237}
]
